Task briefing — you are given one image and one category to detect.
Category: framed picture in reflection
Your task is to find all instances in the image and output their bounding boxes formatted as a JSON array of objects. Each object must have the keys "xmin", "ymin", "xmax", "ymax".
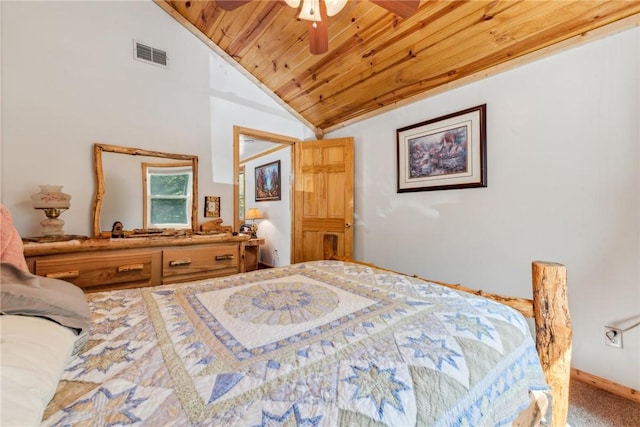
[{"xmin": 255, "ymin": 160, "xmax": 281, "ymax": 202}]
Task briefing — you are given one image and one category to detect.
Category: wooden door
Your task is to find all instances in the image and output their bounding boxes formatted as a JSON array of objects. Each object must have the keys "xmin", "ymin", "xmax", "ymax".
[{"xmin": 294, "ymin": 137, "xmax": 354, "ymax": 262}]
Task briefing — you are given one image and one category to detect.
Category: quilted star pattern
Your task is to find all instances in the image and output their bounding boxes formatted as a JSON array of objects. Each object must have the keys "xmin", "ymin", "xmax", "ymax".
[
  {"xmin": 343, "ymin": 362, "xmax": 412, "ymax": 420},
  {"xmin": 44, "ymin": 379, "xmax": 173, "ymax": 426},
  {"xmin": 43, "ymin": 261, "xmax": 547, "ymax": 427}
]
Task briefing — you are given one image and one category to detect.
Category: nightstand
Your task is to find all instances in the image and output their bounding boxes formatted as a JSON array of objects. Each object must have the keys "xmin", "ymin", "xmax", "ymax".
[{"xmin": 242, "ymin": 237, "xmax": 265, "ymax": 272}]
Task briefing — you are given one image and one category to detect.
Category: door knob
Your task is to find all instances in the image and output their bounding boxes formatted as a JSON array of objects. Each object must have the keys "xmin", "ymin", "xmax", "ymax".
[{"xmin": 345, "ymin": 223, "xmax": 352, "ymax": 228}]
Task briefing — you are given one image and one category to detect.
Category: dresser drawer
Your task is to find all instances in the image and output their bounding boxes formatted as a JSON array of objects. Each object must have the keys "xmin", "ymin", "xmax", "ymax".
[
  {"xmin": 162, "ymin": 244, "xmax": 239, "ymax": 278},
  {"xmin": 33, "ymin": 250, "xmax": 153, "ymax": 289}
]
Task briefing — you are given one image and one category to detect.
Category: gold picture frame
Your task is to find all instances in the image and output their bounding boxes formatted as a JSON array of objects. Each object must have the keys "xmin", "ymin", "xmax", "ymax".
[{"xmin": 204, "ymin": 196, "xmax": 220, "ymax": 218}]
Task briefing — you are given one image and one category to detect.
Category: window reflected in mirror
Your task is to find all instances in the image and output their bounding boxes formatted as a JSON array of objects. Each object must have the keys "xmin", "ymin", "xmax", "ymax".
[
  {"xmin": 143, "ymin": 162, "xmax": 193, "ymax": 229},
  {"xmin": 93, "ymin": 143, "xmax": 198, "ymax": 237}
]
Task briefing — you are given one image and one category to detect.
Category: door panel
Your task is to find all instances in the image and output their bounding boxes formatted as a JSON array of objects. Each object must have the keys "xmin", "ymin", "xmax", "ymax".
[
  {"xmin": 327, "ymin": 173, "xmax": 345, "ymax": 215},
  {"xmin": 294, "ymin": 137, "xmax": 354, "ymax": 262}
]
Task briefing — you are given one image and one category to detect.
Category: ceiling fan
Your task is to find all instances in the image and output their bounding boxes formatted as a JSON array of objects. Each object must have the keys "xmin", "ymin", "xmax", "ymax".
[{"xmin": 215, "ymin": 0, "xmax": 421, "ymax": 55}]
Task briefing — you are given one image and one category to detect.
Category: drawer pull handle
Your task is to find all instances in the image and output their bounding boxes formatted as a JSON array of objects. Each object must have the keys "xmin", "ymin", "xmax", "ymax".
[
  {"xmin": 117, "ymin": 264, "xmax": 144, "ymax": 273},
  {"xmin": 215, "ymin": 254, "xmax": 234, "ymax": 261},
  {"xmin": 45, "ymin": 270, "xmax": 80, "ymax": 279},
  {"xmin": 169, "ymin": 259, "xmax": 192, "ymax": 267}
]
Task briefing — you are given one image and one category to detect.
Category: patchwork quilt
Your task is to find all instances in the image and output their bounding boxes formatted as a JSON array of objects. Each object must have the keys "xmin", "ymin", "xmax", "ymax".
[{"xmin": 42, "ymin": 260, "xmax": 547, "ymax": 426}]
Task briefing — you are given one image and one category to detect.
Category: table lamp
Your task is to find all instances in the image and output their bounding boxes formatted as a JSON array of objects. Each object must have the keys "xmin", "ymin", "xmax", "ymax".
[
  {"xmin": 31, "ymin": 185, "xmax": 71, "ymax": 236},
  {"xmin": 244, "ymin": 208, "xmax": 263, "ymax": 238}
]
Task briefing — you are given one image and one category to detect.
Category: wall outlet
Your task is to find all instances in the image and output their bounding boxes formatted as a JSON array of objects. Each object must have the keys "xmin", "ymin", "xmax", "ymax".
[{"xmin": 604, "ymin": 327, "xmax": 623, "ymax": 349}]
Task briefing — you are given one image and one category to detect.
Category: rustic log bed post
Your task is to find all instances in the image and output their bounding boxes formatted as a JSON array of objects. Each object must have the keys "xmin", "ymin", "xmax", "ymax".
[
  {"xmin": 327, "ymin": 252, "xmax": 571, "ymax": 426},
  {"xmin": 532, "ymin": 261, "xmax": 572, "ymax": 427}
]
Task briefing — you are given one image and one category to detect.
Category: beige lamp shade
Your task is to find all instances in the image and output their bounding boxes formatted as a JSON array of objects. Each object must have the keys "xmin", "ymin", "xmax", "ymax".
[
  {"xmin": 245, "ymin": 208, "xmax": 263, "ymax": 220},
  {"xmin": 245, "ymin": 208, "xmax": 263, "ymax": 238}
]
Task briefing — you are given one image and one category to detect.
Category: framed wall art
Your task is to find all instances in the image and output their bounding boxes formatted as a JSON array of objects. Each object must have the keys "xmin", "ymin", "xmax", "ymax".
[
  {"xmin": 397, "ymin": 104, "xmax": 487, "ymax": 192},
  {"xmin": 204, "ymin": 196, "xmax": 220, "ymax": 217},
  {"xmin": 255, "ymin": 160, "xmax": 281, "ymax": 202}
]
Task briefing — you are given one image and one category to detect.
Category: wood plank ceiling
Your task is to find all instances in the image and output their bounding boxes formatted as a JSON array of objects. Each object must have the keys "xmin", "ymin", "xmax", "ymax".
[{"xmin": 156, "ymin": 1, "xmax": 640, "ymax": 136}]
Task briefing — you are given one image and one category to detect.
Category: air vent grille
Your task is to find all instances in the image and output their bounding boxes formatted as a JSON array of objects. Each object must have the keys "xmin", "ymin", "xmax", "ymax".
[{"xmin": 134, "ymin": 41, "xmax": 168, "ymax": 68}]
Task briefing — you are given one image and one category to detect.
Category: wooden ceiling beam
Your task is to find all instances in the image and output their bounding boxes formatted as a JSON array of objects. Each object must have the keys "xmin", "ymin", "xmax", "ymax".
[{"xmin": 370, "ymin": 0, "xmax": 421, "ymax": 19}]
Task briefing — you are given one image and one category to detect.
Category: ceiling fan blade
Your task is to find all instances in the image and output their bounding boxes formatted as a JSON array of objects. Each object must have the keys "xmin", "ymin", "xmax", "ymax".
[
  {"xmin": 308, "ymin": 0, "xmax": 328, "ymax": 55},
  {"xmin": 215, "ymin": 0, "xmax": 252, "ymax": 12},
  {"xmin": 369, "ymin": 0, "xmax": 420, "ymax": 18}
]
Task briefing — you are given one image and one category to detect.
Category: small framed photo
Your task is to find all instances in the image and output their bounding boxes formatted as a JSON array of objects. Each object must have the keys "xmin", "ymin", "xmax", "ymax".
[
  {"xmin": 255, "ymin": 160, "xmax": 281, "ymax": 202},
  {"xmin": 204, "ymin": 196, "xmax": 220, "ymax": 217},
  {"xmin": 397, "ymin": 104, "xmax": 487, "ymax": 192}
]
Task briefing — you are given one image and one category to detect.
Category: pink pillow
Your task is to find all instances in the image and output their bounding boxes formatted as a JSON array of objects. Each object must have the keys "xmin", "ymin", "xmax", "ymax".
[{"xmin": 1, "ymin": 204, "xmax": 29, "ymax": 272}]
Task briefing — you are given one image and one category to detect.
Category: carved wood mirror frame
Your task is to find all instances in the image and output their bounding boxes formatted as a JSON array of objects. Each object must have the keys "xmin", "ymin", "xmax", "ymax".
[{"xmin": 93, "ymin": 143, "xmax": 199, "ymax": 237}]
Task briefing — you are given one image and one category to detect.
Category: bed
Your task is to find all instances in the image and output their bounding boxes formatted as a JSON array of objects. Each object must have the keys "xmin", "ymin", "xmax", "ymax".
[{"xmin": 1, "ymin": 254, "xmax": 570, "ymax": 426}]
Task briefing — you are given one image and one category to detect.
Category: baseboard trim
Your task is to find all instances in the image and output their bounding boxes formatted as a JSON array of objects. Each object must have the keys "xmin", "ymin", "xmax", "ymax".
[{"xmin": 571, "ymin": 368, "xmax": 640, "ymax": 404}]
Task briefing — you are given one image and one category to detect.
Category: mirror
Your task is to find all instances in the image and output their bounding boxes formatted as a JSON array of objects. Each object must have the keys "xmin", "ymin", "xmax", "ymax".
[
  {"xmin": 233, "ymin": 127, "xmax": 296, "ymax": 230},
  {"xmin": 93, "ymin": 143, "xmax": 199, "ymax": 237},
  {"xmin": 233, "ymin": 126, "xmax": 296, "ymax": 265}
]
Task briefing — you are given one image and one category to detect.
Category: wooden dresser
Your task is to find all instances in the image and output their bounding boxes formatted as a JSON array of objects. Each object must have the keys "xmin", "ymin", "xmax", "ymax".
[{"xmin": 23, "ymin": 234, "xmax": 253, "ymax": 293}]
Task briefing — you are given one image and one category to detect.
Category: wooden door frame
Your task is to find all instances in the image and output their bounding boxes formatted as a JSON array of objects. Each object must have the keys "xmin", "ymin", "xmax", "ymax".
[{"xmin": 233, "ymin": 126, "xmax": 298, "ymax": 264}]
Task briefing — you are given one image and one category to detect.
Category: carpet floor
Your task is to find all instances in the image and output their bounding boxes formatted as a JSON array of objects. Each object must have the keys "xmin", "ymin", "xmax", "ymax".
[{"xmin": 567, "ymin": 379, "xmax": 640, "ymax": 427}]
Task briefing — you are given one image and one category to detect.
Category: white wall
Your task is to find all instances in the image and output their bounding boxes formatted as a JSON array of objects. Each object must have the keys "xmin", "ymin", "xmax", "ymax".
[
  {"xmin": 1, "ymin": 0, "xmax": 308, "ymax": 243},
  {"xmin": 209, "ymin": 53, "xmax": 313, "ymax": 220},
  {"xmin": 328, "ymin": 28, "xmax": 640, "ymax": 390}
]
